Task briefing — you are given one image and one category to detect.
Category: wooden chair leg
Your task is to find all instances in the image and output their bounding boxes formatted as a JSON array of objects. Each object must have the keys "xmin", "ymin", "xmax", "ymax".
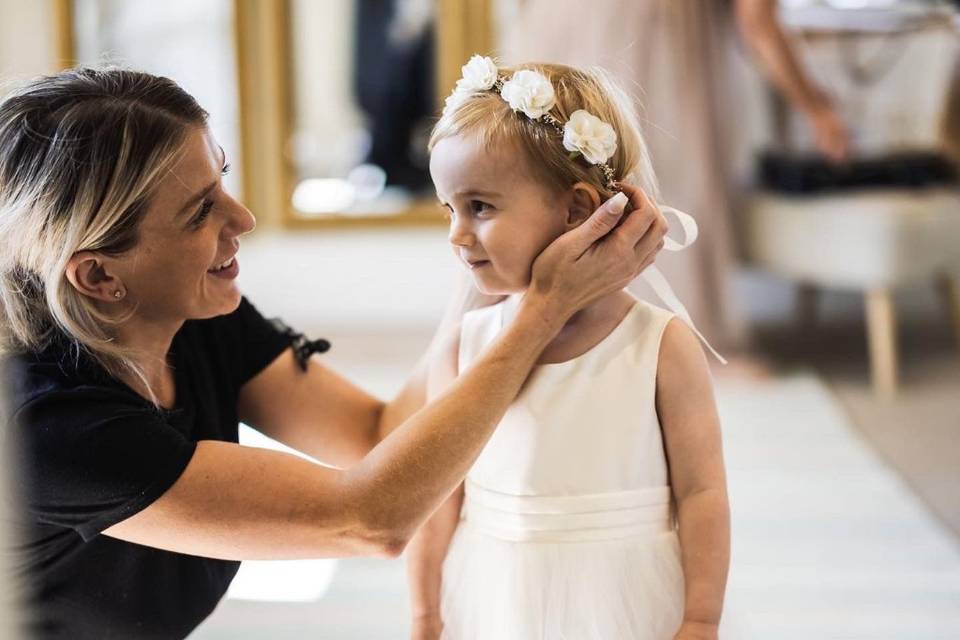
[
  {"xmin": 936, "ymin": 273, "xmax": 960, "ymax": 351},
  {"xmin": 865, "ymin": 288, "xmax": 898, "ymax": 398}
]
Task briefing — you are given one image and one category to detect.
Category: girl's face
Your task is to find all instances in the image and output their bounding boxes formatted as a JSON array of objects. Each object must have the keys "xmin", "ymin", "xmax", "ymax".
[
  {"xmin": 430, "ymin": 134, "xmax": 571, "ymax": 295},
  {"xmin": 106, "ymin": 127, "xmax": 255, "ymax": 324}
]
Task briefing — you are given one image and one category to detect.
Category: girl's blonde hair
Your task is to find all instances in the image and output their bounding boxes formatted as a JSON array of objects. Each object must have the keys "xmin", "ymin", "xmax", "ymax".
[
  {"xmin": 0, "ymin": 67, "xmax": 207, "ymax": 402},
  {"xmin": 429, "ymin": 61, "xmax": 659, "ymax": 203}
]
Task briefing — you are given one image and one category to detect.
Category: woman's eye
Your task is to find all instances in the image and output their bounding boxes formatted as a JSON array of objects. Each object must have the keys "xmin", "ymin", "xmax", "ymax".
[{"xmin": 192, "ymin": 200, "xmax": 214, "ymax": 227}]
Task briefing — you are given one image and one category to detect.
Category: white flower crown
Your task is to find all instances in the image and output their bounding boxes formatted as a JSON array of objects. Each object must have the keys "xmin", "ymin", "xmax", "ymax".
[{"xmin": 444, "ymin": 55, "xmax": 619, "ymax": 191}]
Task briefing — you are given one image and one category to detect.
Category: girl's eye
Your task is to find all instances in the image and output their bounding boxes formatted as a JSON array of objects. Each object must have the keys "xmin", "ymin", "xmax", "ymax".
[
  {"xmin": 470, "ymin": 200, "xmax": 493, "ymax": 215},
  {"xmin": 192, "ymin": 200, "xmax": 214, "ymax": 227}
]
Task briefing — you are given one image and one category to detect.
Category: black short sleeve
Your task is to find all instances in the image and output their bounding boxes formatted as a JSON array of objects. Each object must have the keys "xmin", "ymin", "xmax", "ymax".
[
  {"xmin": 12, "ymin": 389, "xmax": 196, "ymax": 541},
  {"xmin": 233, "ymin": 297, "xmax": 295, "ymax": 384},
  {"xmin": 193, "ymin": 297, "xmax": 296, "ymax": 391}
]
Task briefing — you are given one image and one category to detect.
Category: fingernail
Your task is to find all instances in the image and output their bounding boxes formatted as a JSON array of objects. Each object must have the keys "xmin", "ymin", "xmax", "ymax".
[{"xmin": 607, "ymin": 192, "xmax": 628, "ymax": 215}]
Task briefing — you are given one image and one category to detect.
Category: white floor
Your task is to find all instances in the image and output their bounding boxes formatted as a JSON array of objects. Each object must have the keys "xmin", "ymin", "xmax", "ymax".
[{"xmin": 191, "ymin": 357, "xmax": 960, "ymax": 639}]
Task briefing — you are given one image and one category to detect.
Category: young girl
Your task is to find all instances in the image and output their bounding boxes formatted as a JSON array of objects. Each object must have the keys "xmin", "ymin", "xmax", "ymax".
[{"xmin": 408, "ymin": 57, "xmax": 732, "ymax": 640}]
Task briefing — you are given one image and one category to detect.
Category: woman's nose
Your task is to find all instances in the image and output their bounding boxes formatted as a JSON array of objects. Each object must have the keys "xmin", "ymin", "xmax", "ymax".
[{"xmin": 225, "ymin": 200, "xmax": 256, "ymax": 237}]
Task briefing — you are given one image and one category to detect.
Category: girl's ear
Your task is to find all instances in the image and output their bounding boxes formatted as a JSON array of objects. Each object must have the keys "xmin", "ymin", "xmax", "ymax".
[{"xmin": 565, "ymin": 182, "xmax": 601, "ymax": 229}]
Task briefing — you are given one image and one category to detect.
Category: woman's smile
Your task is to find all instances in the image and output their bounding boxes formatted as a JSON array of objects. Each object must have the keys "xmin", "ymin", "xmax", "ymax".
[{"xmin": 207, "ymin": 255, "xmax": 239, "ymax": 280}]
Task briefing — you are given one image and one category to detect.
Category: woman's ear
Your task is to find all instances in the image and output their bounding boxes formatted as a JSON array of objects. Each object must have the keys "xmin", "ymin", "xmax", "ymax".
[
  {"xmin": 565, "ymin": 182, "xmax": 602, "ymax": 229},
  {"xmin": 65, "ymin": 251, "xmax": 126, "ymax": 303}
]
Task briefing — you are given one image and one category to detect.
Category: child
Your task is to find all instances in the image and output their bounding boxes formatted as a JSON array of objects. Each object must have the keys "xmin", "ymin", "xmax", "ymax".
[{"xmin": 407, "ymin": 57, "xmax": 732, "ymax": 640}]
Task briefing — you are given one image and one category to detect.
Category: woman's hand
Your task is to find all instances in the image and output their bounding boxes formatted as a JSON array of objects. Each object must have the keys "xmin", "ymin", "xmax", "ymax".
[
  {"xmin": 673, "ymin": 620, "xmax": 719, "ymax": 640},
  {"xmin": 525, "ymin": 183, "xmax": 666, "ymax": 323},
  {"xmin": 410, "ymin": 613, "xmax": 443, "ymax": 640}
]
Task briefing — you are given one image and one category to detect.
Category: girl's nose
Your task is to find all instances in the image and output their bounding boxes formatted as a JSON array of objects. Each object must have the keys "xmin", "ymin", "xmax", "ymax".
[{"xmin": 448, "ymin": 216, "xmax": 474, "ymax": 247}]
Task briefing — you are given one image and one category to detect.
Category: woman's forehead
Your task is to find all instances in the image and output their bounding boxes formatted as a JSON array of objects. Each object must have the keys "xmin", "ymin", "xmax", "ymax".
[{"xmin": 152, "ymin": 129, "xmax": 223, "ymax": 219}]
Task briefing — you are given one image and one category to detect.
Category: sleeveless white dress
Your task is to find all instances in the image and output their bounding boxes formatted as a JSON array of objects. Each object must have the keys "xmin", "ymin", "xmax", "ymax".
[{"xmin": 440, "ymin": 296, "xmax": 686, "ymax": 639}]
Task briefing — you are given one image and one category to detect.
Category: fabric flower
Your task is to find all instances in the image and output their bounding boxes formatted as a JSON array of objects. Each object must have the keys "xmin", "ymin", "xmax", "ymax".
[
  {"xmin": 455, "ymin": 55, "xmax": 499, "ymax": 93},
  {"xmin": 443, "ymin": 89, "xmax": 472, "ymax": 114},
  {"xmin": 562, "ymin": 109, "xmax": 618, "ymax": 164},
  {"xmin": 499, "ymin": 70, "xmax": 556, "ymax": 119}
]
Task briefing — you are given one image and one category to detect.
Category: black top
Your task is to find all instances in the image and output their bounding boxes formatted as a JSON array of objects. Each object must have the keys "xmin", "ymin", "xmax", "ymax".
[{"xmin": 2, "ymin": 297, "xmax": 296, "ymax": 639}]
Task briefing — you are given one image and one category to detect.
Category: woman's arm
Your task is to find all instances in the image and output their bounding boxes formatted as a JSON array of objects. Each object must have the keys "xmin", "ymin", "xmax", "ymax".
[
  {"xmin": 237, "ymin": 270, "xmax": 501, "ymax": 470},
  {"xmin": 734, "ymin": 0, "xmax": 850, "ymax": 162},
  {"xmin": 655, "ymin": 319, "xmax": 730, "ymax": 639},
  {"xmin": 103, "ymin": 186, "xmax": 668, "ymax": 561}
]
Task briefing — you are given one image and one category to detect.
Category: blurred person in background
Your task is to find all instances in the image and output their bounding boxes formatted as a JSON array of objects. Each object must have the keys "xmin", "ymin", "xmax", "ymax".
[{"xmin": 502, "ymin": 0, "xmax": 850, "ymax": 358}]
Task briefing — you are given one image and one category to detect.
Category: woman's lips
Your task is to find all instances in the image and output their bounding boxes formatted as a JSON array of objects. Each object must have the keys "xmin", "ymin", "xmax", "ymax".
[{"xmin": 207, "ymin": 256, "xmax": 239, "ymax": 279}]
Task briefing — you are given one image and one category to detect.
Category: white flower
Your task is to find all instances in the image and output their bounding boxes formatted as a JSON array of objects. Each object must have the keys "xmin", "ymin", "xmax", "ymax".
[
  {"xmin": 499, "ymin": 70, "xmax": 556, "ymax": 119},
  {"xmin": 562, "ymin": 109, "xmax": 618, "ymax": 165},
  {"xmin": 443, "ymin": 89, "xmax": 471, "ymax": 115},
  {"xmin": 455, "ymin": 55, "xmax": 499, "ymax": 93}
]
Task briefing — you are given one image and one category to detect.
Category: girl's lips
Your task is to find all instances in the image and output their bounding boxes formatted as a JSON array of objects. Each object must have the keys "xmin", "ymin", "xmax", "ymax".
[
  {"xmin": 468, "ymin": 260, "xmax": 489, "ymax": 270},
  {"xmin": 207, "ymin": 256, "xmax": 239, "ymax": 279}
]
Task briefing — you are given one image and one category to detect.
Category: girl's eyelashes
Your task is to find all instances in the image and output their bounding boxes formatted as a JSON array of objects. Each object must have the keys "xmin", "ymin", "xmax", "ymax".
[
  {"xmin": 436, "ymin": 199, "xmax": 495, "ymax": 220},
  {"xmin": 470, "ymin": 200, "xmax": 493, "ymax": 215},
  {"xmin": 221, "ymin": 162, "xmax": 232, "ymax": 176}
]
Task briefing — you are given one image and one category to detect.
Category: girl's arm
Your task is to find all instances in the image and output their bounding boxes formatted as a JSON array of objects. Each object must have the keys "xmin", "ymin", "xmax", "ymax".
[
  {"xmin": 407, "ymin": 484, "xmax": 464, "ymax": 639},
  {"xmin": 656, "ymin": 319, "xmax": 731, "ymax": 639},
  {"xmin": 405, "ymin": 325, "xmax": 464, "ymax": 638}
]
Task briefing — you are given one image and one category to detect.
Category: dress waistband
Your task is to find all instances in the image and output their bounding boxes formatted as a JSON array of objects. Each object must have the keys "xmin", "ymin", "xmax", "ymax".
[{"xmin": 463, "ymin": 480, "xmax": 675, "ymax": 543}]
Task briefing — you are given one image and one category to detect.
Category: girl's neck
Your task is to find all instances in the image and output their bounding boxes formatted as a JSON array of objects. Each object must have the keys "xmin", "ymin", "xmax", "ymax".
[{"xmin": 510, "ymin": 289, "xmax": 637, "ymax": 365}]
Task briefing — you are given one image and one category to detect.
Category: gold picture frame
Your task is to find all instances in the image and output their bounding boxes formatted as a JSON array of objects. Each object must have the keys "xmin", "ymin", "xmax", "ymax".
[{"xmin": 50, "ymin": 0, "xmax": 493, "ymax": 229}]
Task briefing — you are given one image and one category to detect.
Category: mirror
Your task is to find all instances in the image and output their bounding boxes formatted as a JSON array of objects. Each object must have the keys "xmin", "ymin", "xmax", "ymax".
[{"xmin": 67, "ymin": 0, "xmax": 244, "ymax": 197}]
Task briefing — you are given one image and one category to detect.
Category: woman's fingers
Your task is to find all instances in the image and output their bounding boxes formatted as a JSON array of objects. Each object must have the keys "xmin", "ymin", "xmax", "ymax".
[
  {"xmin": 563, "ymin": 191, "xmax": 630, "ymax": 256},
  {"xmin": 611, "ymin": 185, "xmax": 667, "ymax": 275}
]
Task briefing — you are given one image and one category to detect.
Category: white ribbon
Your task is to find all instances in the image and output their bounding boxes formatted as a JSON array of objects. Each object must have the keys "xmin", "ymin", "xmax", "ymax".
[{"xmin": 640, "ymin": 206, "xmax": 727, "ymax": 365}]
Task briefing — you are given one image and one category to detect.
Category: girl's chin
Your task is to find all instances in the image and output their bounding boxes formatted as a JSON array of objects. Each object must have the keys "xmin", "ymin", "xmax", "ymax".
[{"xmin": 472, "ymin": 275, "xmax": 524, "ymax": 297}]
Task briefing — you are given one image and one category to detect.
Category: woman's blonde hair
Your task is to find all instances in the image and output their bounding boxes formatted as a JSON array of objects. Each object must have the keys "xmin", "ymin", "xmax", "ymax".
[
  {"xmin": 0, "ymin": 67, "xmax": 207, "ymax": 401},
  {"xmin": 429, "ymin": 61, "xmax": 659, "ymax": 203}
]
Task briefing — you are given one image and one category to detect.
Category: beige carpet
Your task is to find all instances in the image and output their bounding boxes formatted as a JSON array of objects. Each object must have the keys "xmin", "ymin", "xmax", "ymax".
[{"xmin": 755, "ymin": 319, "xmax": 960, "ymax": 541}]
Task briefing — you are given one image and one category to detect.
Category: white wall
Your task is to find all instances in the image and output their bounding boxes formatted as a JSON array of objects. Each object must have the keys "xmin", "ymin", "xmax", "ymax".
[{"xmin": 0, "ymin": 0, "xmax": 53, "ymax": 85}]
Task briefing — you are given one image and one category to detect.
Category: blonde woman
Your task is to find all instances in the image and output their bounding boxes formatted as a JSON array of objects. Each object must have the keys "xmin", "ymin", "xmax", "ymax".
[{"xmin": 0, "ymin": 67, "xmax": 666, "ymax": 639}]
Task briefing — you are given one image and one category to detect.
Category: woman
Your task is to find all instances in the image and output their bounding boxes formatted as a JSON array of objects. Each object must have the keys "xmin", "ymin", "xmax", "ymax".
[
  {"xmin": 501, "ymin": 0, "xmax": 849, "ymax": 352},
  {"xmin": 0, "ymin": 67, "xmax": 666, "ymax": 639}
]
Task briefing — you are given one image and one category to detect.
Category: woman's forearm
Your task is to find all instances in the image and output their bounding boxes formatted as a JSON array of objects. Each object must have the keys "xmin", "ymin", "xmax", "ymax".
[
  {"xmin": 675, "ymin": 487, "xmax": 731, "ymax": 626},
  {"xmin": 374, "ymin": 271, "xmax": 503, "ymax": 444},
  {"xmin": 347, "ymin": 295, "xmax": 563, "ymax": 552}
]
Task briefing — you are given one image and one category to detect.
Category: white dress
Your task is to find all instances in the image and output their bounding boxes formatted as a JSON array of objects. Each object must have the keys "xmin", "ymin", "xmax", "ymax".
[{"xmin": 440, "ymin": 296, "xmax": 686, "ymax": 640}]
